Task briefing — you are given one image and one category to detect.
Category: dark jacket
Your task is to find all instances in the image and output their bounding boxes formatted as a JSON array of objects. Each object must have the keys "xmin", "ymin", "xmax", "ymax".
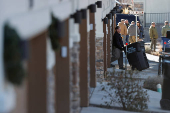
[
  {"xmin": 112, "ymin": 31, "xmax": 124, "ymax": 50},
  {"xmin": 138, "ymin": 25, "xmax": 144, "ymax": 39},
  {"xmin": 125, "ymin": 23, "xmax": 130, "ymax": 28}
]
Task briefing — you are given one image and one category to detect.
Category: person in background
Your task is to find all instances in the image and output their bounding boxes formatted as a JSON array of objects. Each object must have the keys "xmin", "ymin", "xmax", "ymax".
[
  {"xmin": 149, "ymin": 22, "xmax": 158, "ymax": 52},
  {"xmin": 125, "ymin": 19, "xmax": 130, "ymax": 28},
  {"xmin": 137, "ymin": 21, "xmax": 144, "ymax": 41},
  {"xmin": 125, "ymin": 19, "xmax": 130, "ymax": 43},
  {"xmin": 111, "ymin": 26, "xmax": 125, "ymax": 70},
  {"xmin": 127, "ymin": 21, "xmax": 139, "ymax": 44},
  {"xmin": 118, "ymin": 19, "xmax": 127, "ymax": 44},
  {"xmin": 161, "ymin": 21, "xmax": 170, "ymax": 37}
]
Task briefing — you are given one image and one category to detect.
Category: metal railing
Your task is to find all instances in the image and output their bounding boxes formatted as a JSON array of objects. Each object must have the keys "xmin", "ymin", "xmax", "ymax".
[{"xmin": 144, "ymin": 13, "xmax": 170, "ymax": 27}]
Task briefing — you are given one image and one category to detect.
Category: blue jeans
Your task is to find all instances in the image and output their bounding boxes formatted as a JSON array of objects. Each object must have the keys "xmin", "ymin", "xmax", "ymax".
[
  {"xmin": 126, "ymin": 35, "xmax": 129, "ymax": 43},
  {"xmin": 122, "ymin": 35, "xmax": 126, "ymax": 44}
]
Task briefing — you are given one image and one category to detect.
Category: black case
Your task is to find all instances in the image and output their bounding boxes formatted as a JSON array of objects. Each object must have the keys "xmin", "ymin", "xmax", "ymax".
[
  {"xmin": 125, "ymin": 41, "xmax": 149, "ymax": 71},
  {"xmin": 166, "ymin": 30, "xmax": 170, "ymax": 39}
]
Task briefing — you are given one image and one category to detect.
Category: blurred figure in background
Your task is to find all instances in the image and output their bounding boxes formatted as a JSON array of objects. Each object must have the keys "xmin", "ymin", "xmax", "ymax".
[
  {"xmin": 161, "ymin": 21, "xmax": 170, "ymax": 37},
  {"xmin": 118, "ymin": 19, "xmax": 127, "ymax": 44},
  {"xmin": 128, "ymin": 21, "xmax": 139, "ymax": 44},
  {"xmin": 149, "ymin": 22, "xmax": 158, "ymax": 52},
  {"xmin": 125, "ymin": 19, "xmax": 130, "ymax": 43},
  {"xmin": 137, "ymin": 21, "xmax": 144, "ymax": 41},
  {"xmin": 125, "ymin": 19, "xmax": 130, "ymax": 28}
]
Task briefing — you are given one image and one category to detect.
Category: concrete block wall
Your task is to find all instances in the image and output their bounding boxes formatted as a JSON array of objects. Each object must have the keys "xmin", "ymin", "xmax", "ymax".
[
  {"xmin": 96, "ymin": 37, "xmax": 104, "ymax": 82},
  {"xmin": 70, "ymin": 42, "xmax": 80, "ymax": 113}
]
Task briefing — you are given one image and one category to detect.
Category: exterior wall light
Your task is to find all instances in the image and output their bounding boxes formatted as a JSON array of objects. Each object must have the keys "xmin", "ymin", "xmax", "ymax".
[
  {"xmin": 81, "ymin": 9, "xmax": 87, "ymax": 19},
  {"xmin": 96, "ymin": 1, "xmax": 102, "ymax": 8},
  {"xmin": 111, "ymin": 10, "xmax": 116, "ymax": 15},
  {"xmin": 102, "ymin": 18, "xmax": 108, "ymax": 24},
  {"xmin": 57, "ymin": 20, "xmax": 66, "ymax": 38},
  {"xmin": 71, "ymin": 11, "xmax": 82, "ymax": 24},
  {"xmin": 107, "ymin": 13, "xmax": 112, "ymax": 19},
  {"xmin": 88, "ymin": 4, "xmax": 96, "ymax": 13}
]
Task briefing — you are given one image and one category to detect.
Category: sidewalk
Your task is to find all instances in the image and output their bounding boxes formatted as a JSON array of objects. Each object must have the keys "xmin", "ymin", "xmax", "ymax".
[
  {"xmin": 81, "ymin": 82, "xmax": 168, "ymax": 113},
  {"xmin": 81, "ymin": 54, "xmax": 169, "ymax": 113},
  {"xmin": 81, "ymin": 106, "xmax": 136, "ymax": 113},
  {"xmin": 110, "ymin": 53, "xmax": 159, "ymax": 79},
  {"xmin": 81, "ymin": 83, "xmax": 138, "ymax": 113}
]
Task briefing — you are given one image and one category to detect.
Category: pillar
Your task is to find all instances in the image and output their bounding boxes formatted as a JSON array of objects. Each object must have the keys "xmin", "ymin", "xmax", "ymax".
[
  {"xmin": 89, "ymin": 12, "xmax": 96, "ymax": 88},
  {"xmin": 27, "ymin": 31, "xmax": 47, "ymax": 113},
  {"xmin": 107, "ymin": 20, "xmax": 111, "ymax": 68},
  {"xmin": 114, "ymin": 13, "xmax": 116, "ymax": 33},
  {"xmin": 79, "ymin": 14, "xmax": 89, "ymax": 107},
  {"xmin": 55, "ymin": 19, "xmax": 70, "ymax": 113},
  {"xmin": 103, "ymin": 21, "xmax": 107, "ymax": 76}
]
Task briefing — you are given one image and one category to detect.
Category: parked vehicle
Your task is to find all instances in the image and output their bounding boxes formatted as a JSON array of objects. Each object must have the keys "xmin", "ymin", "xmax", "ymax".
[{"xmin": 116, "ymin": 14, "xmax": 140, "ymax": 26}]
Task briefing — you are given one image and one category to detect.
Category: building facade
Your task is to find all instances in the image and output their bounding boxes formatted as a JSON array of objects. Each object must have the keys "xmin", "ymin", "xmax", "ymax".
[
  {"xmin": 134, "ymin": 0, "xmax": 170, "ymax": 25},
  {"xmin": 0, "ymin": 0, "xmax": 117, "ymax": 113}
]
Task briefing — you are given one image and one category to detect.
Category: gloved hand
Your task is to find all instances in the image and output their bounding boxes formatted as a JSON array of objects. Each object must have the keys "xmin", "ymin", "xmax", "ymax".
[{"xmin": 122, "ymin": 47, "xmax": 126, "ymax": 53}]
